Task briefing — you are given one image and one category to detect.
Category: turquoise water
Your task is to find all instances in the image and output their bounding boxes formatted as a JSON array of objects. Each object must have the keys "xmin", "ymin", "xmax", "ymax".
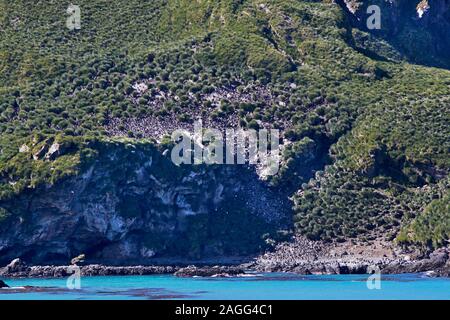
[{"xmin": 0, "ymin": 273, "xmax": 449, "ymax": 300}]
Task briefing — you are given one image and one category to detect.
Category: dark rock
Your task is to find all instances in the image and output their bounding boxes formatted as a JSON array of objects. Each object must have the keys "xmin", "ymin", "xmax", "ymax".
[
  {"xmin": 174, "ymin": 265, "xmax": 245, "ymax": 277},
  {"xmin": 382, "ymin": 248, "xmax": 449, "ymax": 274},
  {"xmin": 71, "ymin": 254, "xmax": 85, "ymax": 266},
  {"xmin": 338, "ymin": 0, "xmax": 450, "ymax": 68},
  {"xmin": 437, "ymin": 260, "xmax": 450, "ymax": 277},
  {"xmin": 0, "ymin": 280, "xmax": 9, "ymax": 288},
  {"xmin": 0, "ymin": 141, "xmax": 290, "ymax": 266},
  {"xmin": 0, "ymin": 258, "xmax": 29, "ymax": 275},
  {"xmin": 0, "ymin": 263, "xmax": 180, "ymax": 278},
  {"xmin": 32, "ymin": 144, "xmax": 49, "ymax": 160}
]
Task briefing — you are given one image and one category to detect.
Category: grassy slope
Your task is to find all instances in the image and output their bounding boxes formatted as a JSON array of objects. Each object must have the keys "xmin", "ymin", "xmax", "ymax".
[{"xmin": 0, "ymin": 0, "xmax": 448, "ymax": 248}]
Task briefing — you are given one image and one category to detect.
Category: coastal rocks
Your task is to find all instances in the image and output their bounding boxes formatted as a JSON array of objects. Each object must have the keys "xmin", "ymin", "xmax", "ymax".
[
  {"xmin": 28, "ymin": 266, "xmax": 69, "ymax": 278},
  {"xmin": 336, "ymin": 263, "xmax": 369, "ymax": 274},
  {"xmin": 254, "ymin": 235, "xmax": 330, "ymax": 272},
  {"xmin": 437, "ymin": 260, "xmax": 450, "ymax": 277},
  {"xmin": 174, "ymin": 265, "xmax": 246, "ymax": 277},
  {"xmin": 1, "ymin": 258, "xmax": 28, "ymax": 274},
  {"xmin": 252, "ymin": 236, "xmax": 450, "ymax": 276},
  {"xmin": 0, "ymin": 259, "xmax": 179, "ymax": 278},
  {"xmin": 1, "ymin": 248, "xmax": 449, "ymax": 279},
  {"xmin": 381, "ymin": 249, "xmax": 449, "ymax": 274},
  {"xmin": 0, "ymin": 259, "xmax": 31, "ymax": 277},
  {"xmin": 70, "ymin": 254, "xmax": 86, "ymax": 266},
  {"xmin": 80, "ymin": 265, "xmax": 178, "ymax": 277},
  {"xmin": 266, "ymin": 260, "xmax": 371, "ymax": 275},
  {"xmin": 255, "ymin": 255, "xmax": 450, "ymax": 276},
  {"xmin": 0, "ymin": 280, "xmax": 9, "ymax": 288}
]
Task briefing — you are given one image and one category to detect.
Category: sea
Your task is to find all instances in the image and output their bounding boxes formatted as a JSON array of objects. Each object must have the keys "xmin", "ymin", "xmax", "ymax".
[{"xmin": 0, "ymin": 273, "xmax": 449, "ymax": 300}]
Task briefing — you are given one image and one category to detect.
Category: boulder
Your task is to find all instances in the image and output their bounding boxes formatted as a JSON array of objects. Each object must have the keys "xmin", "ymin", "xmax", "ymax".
[
  {"xmin": 19, "ymin": 144, "xmax": 30, "ymax": 153},
  {"xmin": 4, "ymin": 258, "xmax": 28, "ymax": 273},
  {"xmin": 45, "ymin": 142, "xmax": 61, "ymax": 160},
  {"xmin": 70, "ymin": 254, "xmax": 85, "ymax": 265},
  {"xmin": 174, "ymin": 265, "xmax": 245, "ymax": 277}
]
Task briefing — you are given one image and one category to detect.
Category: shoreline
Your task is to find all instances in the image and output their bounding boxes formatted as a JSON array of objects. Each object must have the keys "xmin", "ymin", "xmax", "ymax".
[
  {"xmin": 1, "ymin": 256, "xmax": 449, "ymax": 279},
  {"xmin": 2, "ymin": 238, "xmax": 449, "ymax": 279}
]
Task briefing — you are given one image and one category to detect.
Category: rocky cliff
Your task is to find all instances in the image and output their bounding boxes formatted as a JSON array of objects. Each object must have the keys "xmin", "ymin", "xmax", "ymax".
[
  {"xmin": 0, "ymin": 139, "xmax": 290, "ymax": 265},
  {"xmin": 0, "ymin": 0, "xmax": 448, "ymax": 268},
  {"xmin": 338, "ymin": 0, "xmax": 450, "ymax": 67}
]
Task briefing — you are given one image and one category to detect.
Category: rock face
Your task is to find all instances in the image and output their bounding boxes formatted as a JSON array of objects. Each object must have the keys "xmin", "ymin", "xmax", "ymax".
[
  {"xmin": 337, "ymin": 0, "xmax": 450, "ymax": 67},
  {"xmin": 382, "ymin": 249, "xmax": 450, "ymax": 275},
  {"xmin": 252, "ymin": 236, "xmax": 450, "ymax": 276},
  {"xmin": 0, "ymin": 280, "xmax": 9, "ymax": 288},
  {"xmin": 0, "ymin": 141, "xmax": 290, "ymax": 265}
]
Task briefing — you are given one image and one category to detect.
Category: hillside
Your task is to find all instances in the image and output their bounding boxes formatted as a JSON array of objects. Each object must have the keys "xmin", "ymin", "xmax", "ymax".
[{"xmin": 0, "ymin": 0, "xmax": 448, "ymax": 264}]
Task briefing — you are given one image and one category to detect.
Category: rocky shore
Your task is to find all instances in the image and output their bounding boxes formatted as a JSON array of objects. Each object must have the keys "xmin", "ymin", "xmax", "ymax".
[
  {"xmin": 0, "ymin": 258, "xmax": 179, "ymax": 278},
  {"xmin": 250, "ymin": 253, "xmax": 450, "ymax": 277},
  {"xmin": 250, "ymin": 236, "xmax": 450, "ymax": 277},
  {"xmin": 174, "ymin": 265, "xmax": 246, "ymax": 278},
  {"xmin": 1, "ymin": 256, "xmax": 449, "ymax": 279},
  {"xmin": 0, "ymin": 258, "xmax": 248, "ymax": 279},
  {"xmin": 1, "ymin": 237, "xmax": 449, "ymax": 279}
]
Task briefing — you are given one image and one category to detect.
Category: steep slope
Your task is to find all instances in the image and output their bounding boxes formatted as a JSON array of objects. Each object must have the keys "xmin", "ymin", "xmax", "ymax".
[
  {"xmin": 0, "ymin": 0, "xmax": 448, "ymax": 264},
  {"xmin": 0, "ymin": 138, "xmax": 290, "ymax": 265}
]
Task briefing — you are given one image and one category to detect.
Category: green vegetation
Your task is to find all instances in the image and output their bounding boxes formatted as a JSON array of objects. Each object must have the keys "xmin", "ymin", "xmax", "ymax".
[
  {"xmin": 0, "ymin": 134, "xmax": 94, "ymax": 200},
  {"xmin": 0, "ymin": 0, "xmax": 449, "ymax": 248},
  {"xmin": 397, "ymin": 180, "xmax": 449, "ymax": 249}
]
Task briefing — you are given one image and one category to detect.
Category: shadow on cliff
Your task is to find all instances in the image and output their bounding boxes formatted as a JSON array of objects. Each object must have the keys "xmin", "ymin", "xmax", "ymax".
[
  {"xmin": 336, "ymin": 0, "xmax": 450, "ymax": 70},
  {"xmin": 0, "ymin": 139, "xmax": 292, "ymax": 266}
]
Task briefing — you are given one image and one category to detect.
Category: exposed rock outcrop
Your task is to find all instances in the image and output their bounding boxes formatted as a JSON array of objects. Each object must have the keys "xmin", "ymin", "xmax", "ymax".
[
  {"xmin": 0, "ymin": 140, "xmax": 290, "ymax": 265},
  {"xmin": 382, "ymin": 249, "xmax": 450, "ymax": 275},
  {"xmin": 336, "ymin": 0, "xmax": 450, "ymax": 67},
  {"xmin": 252, "ymin": 236, "xmax": 450, "ymax": 276},
  {"xmin": 2, "ymin": 258, "xmax": 27, "ymax": 273},
  {"xmin": 71, "ymin": 254, "xmax": 85, "ymax": 266},
  {"xmin": 174, "ymin": 265, "xmax": 246, "ymax": 277},
  {"xmin": 0, "ymin": 259, "xmax": 179, "ymax": 278},
  {"xmin": 2, "ymin": 248, "xmax": 448, "ymax": 278}
]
